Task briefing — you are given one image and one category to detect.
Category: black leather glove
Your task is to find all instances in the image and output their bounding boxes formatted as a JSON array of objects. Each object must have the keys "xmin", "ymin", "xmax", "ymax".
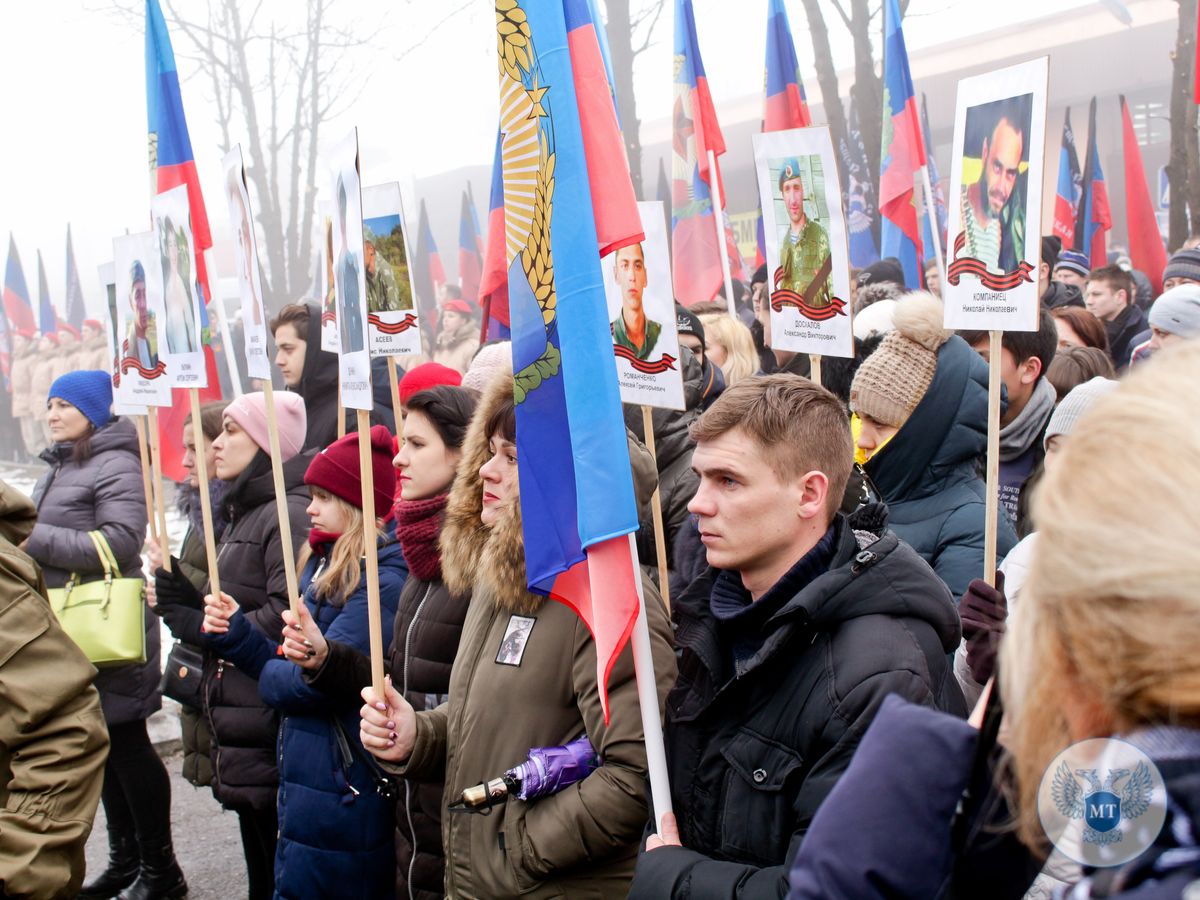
[
  {"xmin": 958, "ymin": 572, "xmax": 1007, "ymax": 685},
  {"xmin": 159, "ymin": 602, "xmax": 205, "ymax": 647},
  {"xmin": 154, "ymin": 564, "xmax": 204, "ymax": 610}
]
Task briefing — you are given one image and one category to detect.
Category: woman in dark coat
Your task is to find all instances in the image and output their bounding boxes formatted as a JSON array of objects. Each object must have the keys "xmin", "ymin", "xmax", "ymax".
[
  {"xmin": 287, "ymin": 386, "xmax": 477, "ymax": 899},
  {"xmin": 203, "ymin": 426, "xmax": 405, "ymax": 899},
  {"xmin": 153, "ymin": 391, "xmax": 310, "ymax": 900},
  {"xmin": 26, "ymin": 371, "xmax": 183, "ymax": 899},
  {"xmin": 147, "ymin": 400, "xmax": 228, "ymax": 790}
]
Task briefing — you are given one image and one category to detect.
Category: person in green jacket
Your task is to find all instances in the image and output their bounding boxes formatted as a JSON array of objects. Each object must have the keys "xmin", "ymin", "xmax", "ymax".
[
  {"xmin": 611, "ymin": 242, "xmax": 662, "ymax": 360},
  {"xmin": 776, "ymin": 158, "xmax": 833, "ymax": 309}
]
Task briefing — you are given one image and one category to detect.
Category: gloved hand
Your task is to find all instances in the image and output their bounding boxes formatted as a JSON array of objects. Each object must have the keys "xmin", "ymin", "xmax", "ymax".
[
  {"xmin": 159, "ymin": 602, "xmax": 205, "ymax": 646},
  {"xmin": 154, "ymin": 564, "xmax": 204, "ymax": 611},
  {"xmin": 959, "ymin": 572, "xmax": 1007, "ymax": 685}
]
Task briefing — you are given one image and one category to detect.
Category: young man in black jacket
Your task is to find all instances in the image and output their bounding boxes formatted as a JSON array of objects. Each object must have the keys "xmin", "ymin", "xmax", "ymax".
[{"xmin": 630, "ymin": 374, "xmax": 965, "ymax": 899}]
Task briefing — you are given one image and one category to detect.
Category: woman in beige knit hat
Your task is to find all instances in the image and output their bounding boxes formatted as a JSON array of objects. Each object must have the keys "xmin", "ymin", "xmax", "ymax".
[{"xmin": 848, "ymin": 292, "xmax": 1017, "ymax": 597}]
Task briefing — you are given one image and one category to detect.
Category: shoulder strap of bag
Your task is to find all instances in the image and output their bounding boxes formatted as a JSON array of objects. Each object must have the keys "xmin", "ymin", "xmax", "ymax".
[{"xmin": 88, "ymin": 531, "xmax": 120, "ymax": 576}]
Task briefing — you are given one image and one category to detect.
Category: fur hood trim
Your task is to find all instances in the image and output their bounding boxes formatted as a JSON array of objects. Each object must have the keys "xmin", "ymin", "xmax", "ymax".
[{"xmin": 439, "ymin": 368, "xmax": 544, "ymax": 614}]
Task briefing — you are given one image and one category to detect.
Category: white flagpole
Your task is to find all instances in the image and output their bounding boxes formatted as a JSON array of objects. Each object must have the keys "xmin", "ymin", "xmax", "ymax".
[
  {"xmin": 707, "ymin": 149, "xmax": 738, "ymax": 321},
  {"xmin": 628, "ymin": 532, "xmax": 673, "ymax": 828},
  {"xmin": 920, "ymin": 164, "xmax": 946, "ymax": 298}
]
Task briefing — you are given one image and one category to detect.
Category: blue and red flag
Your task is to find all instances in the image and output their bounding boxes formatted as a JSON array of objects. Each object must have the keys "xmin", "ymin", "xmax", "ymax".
[
  {"xmin": 3, "ymin": 236, "xmax": 36, "ymax": 339},
  {"xmin": 147, "ymin": 0, "xmax": 222, "ymax": 481},
  {"xmin": 1074, "ymin": 97, "xmax": 1111, "ymax": 268},
  {"xmin": 413, "ymin": 199, "xmax": 446, "ymax": 343},
  {"xmin": 672, "ymin": 0, "xmax": 739, "ymax": 306},
  {"xmin": 479, "ymin": 131, "xmax": 511, "ymax": 342},
  {"xmin": 497, "ymin": 0, "xmax": 645, "ymax": 718},
  {"xmin": 755, "ymin": 0, "xmax": 812, "ymax": 267},
  {"xmin": 1121, "ymin": 95, "xmax": 1167, "ymax": 295},
  {"xmin": 879, "ymin": 0, "xmax": 926, "ymax": 289},
  {"xmin": 65, "ymin": 225, "xmax": 87, "ymax": 330},
  {"xmin": 919, "ymin": 93, "xmax": 947, "ymax": 265},
  {"xmin": 36, "ymin": 251, "xmax": 58, "ymax": 337},
  {"xmin": 839, "ymin": 98, "xmax": 880, "ymax": 268},
  {"xmin": 458, "ymin": 190, "xmax": 483, "ymax": 304},
  {"xmin": 1053, "ymin": 108, "xmax": 1082, "ymax": 247}
]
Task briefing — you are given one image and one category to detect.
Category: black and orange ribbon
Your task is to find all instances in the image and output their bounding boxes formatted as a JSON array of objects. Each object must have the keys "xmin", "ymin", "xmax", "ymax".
[
  {"xmin": 368, "ymin": 312, "xmax": 418, "ymax": 335},
  {"xmin": 613, "ymin": 346, "xmax": 677, "ymax": 374},
  {"xmin": 947, "ymin": 232, "xmax": 1035, "ymax": 291},
  {"xmin": 321, "ymin": 310, "xmax": 336, "ymax": 325},
  {"xmin": 120, "ymin": 357, "xmax": 167, "ymax": 379},
  {"xmin": 770, "ymin": 262, "xmax": 847, "ymax": 321}
]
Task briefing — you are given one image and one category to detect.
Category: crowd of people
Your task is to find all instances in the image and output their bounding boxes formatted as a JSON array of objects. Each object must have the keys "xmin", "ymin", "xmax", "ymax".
[{"xmin": 2, "ymin": 237, "xmax": 1200, "ymax": 900}]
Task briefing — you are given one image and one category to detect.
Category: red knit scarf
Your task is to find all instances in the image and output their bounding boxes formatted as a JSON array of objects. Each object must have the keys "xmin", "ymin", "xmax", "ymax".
[
  {"xmin": 394, "ymin": 494, "xmax": 447, "ymax": 581},
  {"xmin": 307, "ymin": 528, "xmax": 342, "ymax": 550}
]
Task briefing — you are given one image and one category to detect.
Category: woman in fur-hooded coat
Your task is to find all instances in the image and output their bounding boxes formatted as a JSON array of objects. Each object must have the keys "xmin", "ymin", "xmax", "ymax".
[{"xmin": 381, "ymin": 373, "xmax": 677, "ymax": 899}]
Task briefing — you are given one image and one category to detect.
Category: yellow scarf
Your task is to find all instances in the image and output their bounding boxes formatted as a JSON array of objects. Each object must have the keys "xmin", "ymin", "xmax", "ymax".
[{"xmin": 851, "ymin": 413, "xmax": 894, "ymax": 467}]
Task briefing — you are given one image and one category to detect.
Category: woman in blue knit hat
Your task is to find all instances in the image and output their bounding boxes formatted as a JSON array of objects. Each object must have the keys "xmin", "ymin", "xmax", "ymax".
[{"xmin": 26, "ymin": 370, "xmax": 186, "ymax": 899}]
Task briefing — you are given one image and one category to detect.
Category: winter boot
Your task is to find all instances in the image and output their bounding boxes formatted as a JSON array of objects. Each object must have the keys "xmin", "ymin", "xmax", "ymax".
[
  {"xmin": 116, "ymin": 839, "xmax": 188, "ymax": 900},
  {"xmin": 78, "ymin": 830, "xmax": 140, "ymax": 899}
]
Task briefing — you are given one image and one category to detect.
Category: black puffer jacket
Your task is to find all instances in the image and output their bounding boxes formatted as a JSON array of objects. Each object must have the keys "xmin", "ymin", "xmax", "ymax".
[
  {"xmin": 307, "ymin": 572, "xmax": 471, "ymax": 900},
  {"xmin": 629, "ymin": 510, "xmax": 966, "ymax": 898},
  {"xmin": 291, "ymin": 302, "xmax": 395, "ymax": 451},
  {"xmin": 28, "ymin": 418, "xmax": 159, "ymax": 726},
  {"xmin": 202, "ymin": 450, "xmax": 311, "ymax": 811},
  {"xmin": 625, "ymin": 347, "xmax": 703, "ymax": 585}
]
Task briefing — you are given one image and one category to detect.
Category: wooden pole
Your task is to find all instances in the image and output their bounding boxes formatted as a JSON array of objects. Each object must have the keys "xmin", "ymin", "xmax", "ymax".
[
  {"xmin": 809, "ymin": 354, "xmax": 823, "ymax": 388},
  {"xmin": 983, "ymin": 330, "xmax": 1003, "ymax": 585},
  {"xmin": 920, "ymin": 164, "xmax": 947, "ymax": 298},
  {"xmin": 357, "ymin": 408, "xmax": 386, "ymax": 697},
  {"xmin": 640, "ymin": 405, "xmax": 671, "ymax": 613},
  {"xmin": 387, "ymin": 356, "xmax": 402, "ymax": 426},
  {"xmin": 262, "ymin": 380, "xmax": 301, "ymax": 615},
  {"xmin": 707, "ymin": 149, "xmax": 738, "ymax": 321},
  {"xmin": 133, "ymin": 415, "xmax": 159, "ymax": 546},
  {"xmin": 146, "ymin": 407, "xmax": 171, "ymax": 571},
  {"xmin": 188, "ymin": 389, "xmax": 221, "ymax": 597}
]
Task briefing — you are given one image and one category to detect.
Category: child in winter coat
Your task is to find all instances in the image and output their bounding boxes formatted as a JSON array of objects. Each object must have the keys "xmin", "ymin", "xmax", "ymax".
[{"xmin": 202, "ymin": 425, "xmax": 405, "ymax": 899}]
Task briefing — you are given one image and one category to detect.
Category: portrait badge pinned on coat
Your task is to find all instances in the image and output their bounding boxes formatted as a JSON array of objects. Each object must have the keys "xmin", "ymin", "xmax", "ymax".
[
  {"xmin": 604, "ymin": 201, "xmax": 685, "ymax": 410},
  {"xmin": 361, "ymin": 181, "xmax": 421, "ymax": 358},
  {"xmin": 944, "ymin": 57, "xmax": 1049, "ymax": 333},
  {"xmin": 151, "ymin": 184, "xmax": 208, "ymax": 388},
  {"xmin": 112, "ymin": 231, "xmax": 171, "ymax": 407},
  {"xmin": 327, "ymin": 126, "xmax": 374, "ymax": 410},
  {"xmin": 96, "ymin": 262, "xmax": 147, "ymax": 418},
  {"xmin": 222, "ymin": 144, "xmax": 271, "ymax": 381},
  {"xmin": 753, "ymin": 127, "xmax": 854, "ymax": 359}
]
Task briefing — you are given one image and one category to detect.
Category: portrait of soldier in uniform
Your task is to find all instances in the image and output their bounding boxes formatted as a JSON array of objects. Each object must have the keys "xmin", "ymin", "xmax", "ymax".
[
  {"xmin": 774, "ymin": 157, "xmax": 832, "ymax": 309},
  {"xmin": 610, "ymin": 242, "xmax": 661, "ymax": 360}
]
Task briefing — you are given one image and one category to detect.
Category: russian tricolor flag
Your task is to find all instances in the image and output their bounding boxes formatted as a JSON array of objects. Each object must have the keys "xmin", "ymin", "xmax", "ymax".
[
  {"xmin": 879, "ymin": 0, "xmax": 926, "ymax": 289},
  {"xmin": 147, "ymin": 0, "xmax": 222, "ymax": 482},
  {"xmin": 413, "ymin": 199, "xmax": 446, "ymax": 340},
  {"xmin": 479, "ymin": 132, "xmax": 511, "ymax": 342}
]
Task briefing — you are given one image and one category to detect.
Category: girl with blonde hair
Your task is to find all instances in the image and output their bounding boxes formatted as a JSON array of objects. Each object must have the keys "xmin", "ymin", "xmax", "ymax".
[
  {"xmin": 699, "ymin": 313, "xmax": 759, "ymax": 386},
  {"xmin": 779, "ymin": 342, "xmax": 1200, "ymax": 898}
]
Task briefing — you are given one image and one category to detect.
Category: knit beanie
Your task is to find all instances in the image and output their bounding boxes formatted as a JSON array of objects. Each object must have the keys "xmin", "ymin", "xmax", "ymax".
[
  {"xmin": 49, "ymin": 370, "xmax": 113, "ymax": 428},
  {"xmin": 223, "ymin": 391, "xmax": 306, "ymax": 461},
  {"xmin": 1054, "ymin": 249, "xmax": 1090, "ymax": 279},
  {"xmin": 399, "ymin": 362, "xmax": 462, "ymax": 406},
  {"xmin": 1162, "ymin": 248, "xmax": 1200, "ymax": 286},
  {"xmin": 1044, "ymin": 376, "xmax": 1119, "ymax": 448},
  {"xmin": 849, "ymin": 293, "xmax": 952, "ymax": 428},
  {"xmin": 1148, "ymin": 283, "xmax": 1200, "ymax": 338},
  {"xmin": 305, "ymin": 424, "xmax": 396, "ymax": 514},
  {"xmin": 462, "ymin": 341, "xmax": 512, "ymax": 393},
  {"xmin": 675, "ymin": 304, "xmax": 705, "ymax": 349}
]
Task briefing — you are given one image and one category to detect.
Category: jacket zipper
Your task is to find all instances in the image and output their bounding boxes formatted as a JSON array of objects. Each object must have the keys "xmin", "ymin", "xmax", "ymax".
[{"xmin": 402, "ymin": 582, "xmax": 435, "ymax": 900}]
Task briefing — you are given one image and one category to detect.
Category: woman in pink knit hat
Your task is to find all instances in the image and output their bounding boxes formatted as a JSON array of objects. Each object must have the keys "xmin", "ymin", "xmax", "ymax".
[{"xmin": 150, "ymin": 391, "xmax": 311, "ymax": 899}]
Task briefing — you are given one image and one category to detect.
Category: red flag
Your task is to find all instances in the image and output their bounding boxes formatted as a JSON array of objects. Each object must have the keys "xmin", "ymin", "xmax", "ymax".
[{"xmin": 1121, "ymin": 96, "xmax": 1167, "ymax": 295}]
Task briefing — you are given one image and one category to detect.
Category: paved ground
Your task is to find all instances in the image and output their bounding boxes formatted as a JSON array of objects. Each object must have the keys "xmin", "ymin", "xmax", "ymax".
[{"xmin": 83, "ymin": 751, "xmax": 246, "ymax": 900}]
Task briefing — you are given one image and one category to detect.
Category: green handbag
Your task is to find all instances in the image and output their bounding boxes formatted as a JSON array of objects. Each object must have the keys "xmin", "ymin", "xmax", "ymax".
[{"xmin": 48, "ymin": 531, "xmax": 147, "ymax": 667}]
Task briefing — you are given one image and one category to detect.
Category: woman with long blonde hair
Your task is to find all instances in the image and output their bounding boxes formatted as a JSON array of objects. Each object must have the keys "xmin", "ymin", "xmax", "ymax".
[
  {"xmin": 780, "ymin": 342, "xmax": 1200, "ymax": 899},
  {"xmin": 699, "ymin": 313, "xmax": 759, "ymax": 386}
]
